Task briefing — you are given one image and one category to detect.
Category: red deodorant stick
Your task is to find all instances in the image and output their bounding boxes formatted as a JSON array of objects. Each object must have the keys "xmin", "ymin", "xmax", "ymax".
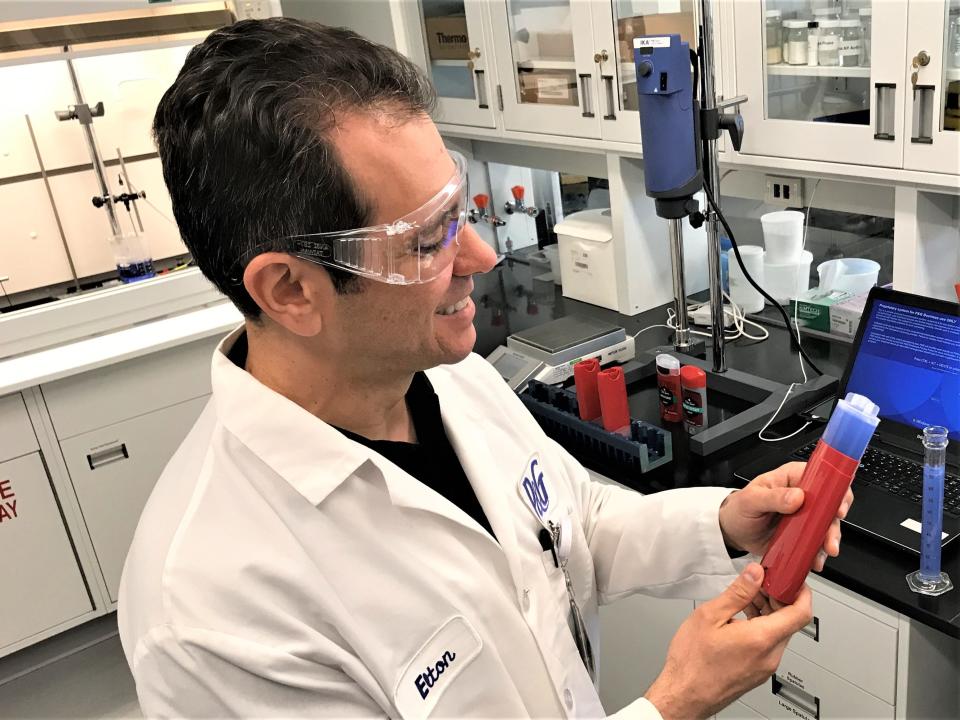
[
  {"xmin": 598, "ymin": 367, "xmax": 630, "ymax": 432},
  {"xmin": 574, "ymin": 359, "xmax": 602, "ymax": 421},
  {"xmin": 656, "ymin": 354, "xmax": 682, "ymax": 423},
  {"xmin": 761, "ymin": 393, "xmax": 880, "ymax": 604}
]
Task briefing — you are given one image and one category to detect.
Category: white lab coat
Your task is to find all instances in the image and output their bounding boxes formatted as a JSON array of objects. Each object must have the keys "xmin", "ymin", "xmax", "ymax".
[{"xmin": 118, "ymin": 327, "xmax": 741, "ymax": 719}]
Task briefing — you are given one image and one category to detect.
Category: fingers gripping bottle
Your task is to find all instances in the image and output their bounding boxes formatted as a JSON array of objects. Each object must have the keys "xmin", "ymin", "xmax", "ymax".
[{"xmin": 761, "ymin": 393, "xmax": 880, "ymax": 604}]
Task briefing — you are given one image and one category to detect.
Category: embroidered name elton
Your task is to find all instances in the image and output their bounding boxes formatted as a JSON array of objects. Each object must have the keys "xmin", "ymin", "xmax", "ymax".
[{"xmin": 414, "ymin": 650, "xmax": 457, "ymax": 700}]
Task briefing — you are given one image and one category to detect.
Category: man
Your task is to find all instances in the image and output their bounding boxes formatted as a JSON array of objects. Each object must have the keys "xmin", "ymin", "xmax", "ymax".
[{"xmin": 119, "ymin": 18, "xmax": 850, "ymax": 719}]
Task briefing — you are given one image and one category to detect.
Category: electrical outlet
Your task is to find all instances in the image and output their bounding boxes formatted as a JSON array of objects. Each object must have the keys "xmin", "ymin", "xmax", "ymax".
[
  {"xmin": 234, "ymin": 0, "xmax": 271, "ymax": 20},
  {"xmin": 764, "ymin": 175, "xmax": 804, "ymax": 206}
]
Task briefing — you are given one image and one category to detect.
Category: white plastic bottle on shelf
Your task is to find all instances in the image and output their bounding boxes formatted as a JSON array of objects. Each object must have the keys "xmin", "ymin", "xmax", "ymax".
[
  {"xmin": 818, "ymin": 19, "xmax": 841, "ymax": 67},
  {"xmin": 859, "ymin": 8, "xmax": 872, "ymax": 66},
  {"xmin": 807, "ymin": 21, "xmax": 820, "ymax": 67},
  {"xmin": 839, "ymin": 19, "xmax": 861, "ymax": 67},
  {"xmin": 950, "ymin": 11, "xmax": 960, "ymax": 69}
]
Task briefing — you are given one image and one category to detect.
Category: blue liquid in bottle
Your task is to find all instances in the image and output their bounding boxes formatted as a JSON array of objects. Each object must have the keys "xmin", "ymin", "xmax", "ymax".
[{"xmin": 117, "ymin": 259, "xmax": 156, "ymax": 283}]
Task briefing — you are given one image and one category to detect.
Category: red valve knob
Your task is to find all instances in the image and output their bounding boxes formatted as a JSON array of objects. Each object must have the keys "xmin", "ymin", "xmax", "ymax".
[
  {"xmin": 511, "ymin": 185, "xmax": 525, "ymax": 201},
  {"xmin": 473, "ymin": 193, "xmax": 489, "ymax": 210}
]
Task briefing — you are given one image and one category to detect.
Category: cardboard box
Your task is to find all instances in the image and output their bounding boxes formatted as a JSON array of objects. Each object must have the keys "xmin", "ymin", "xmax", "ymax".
[
  {"xmin": 424, "ymin": 16, "xmax": 469, "ymax": 60},
  {"xmin": 790, "ymin": 289, "xmax": 853, "ymax": 333},
  {"xmin": 536, "ymin": 32, "xmax": 574, "ymax": 59},
  {"xmin": 830, "ymin": 291, "xmax": 870, "ymax": 338},
  {"xmin": 519, "ymin": 70, "xmax": 577, "ymax": 106},
  {"xmin": 629, "ymin": 12, "xmax": 697, "ymax": 47}
]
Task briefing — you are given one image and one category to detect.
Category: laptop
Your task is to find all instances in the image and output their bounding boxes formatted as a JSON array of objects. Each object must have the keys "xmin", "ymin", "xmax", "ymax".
[{"xmin": 736, "ymin": 287, "xmax": 960, "ymax": 554}]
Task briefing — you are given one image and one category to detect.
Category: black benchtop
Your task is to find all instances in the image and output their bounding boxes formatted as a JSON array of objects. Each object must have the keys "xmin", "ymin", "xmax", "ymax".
[{"xmin": 472, "ymin": 256, "xmax": 960, "ymax": 639}]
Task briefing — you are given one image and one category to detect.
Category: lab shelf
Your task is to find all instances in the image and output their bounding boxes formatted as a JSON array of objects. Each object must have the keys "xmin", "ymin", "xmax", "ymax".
[
  {"xmin": 515, "ymin": 58, "xmax": 576, "ymax": 70},
  {"xmin": 946, "ymin": 68, "xmax": 960, "ymax": 81},
  {"xmin": 766, "ymin": 64, "xmax": 871, "ymax": 78},
  {"xmin": 430, "ymin": 59, "xmax": 470, "ymax": 67}
]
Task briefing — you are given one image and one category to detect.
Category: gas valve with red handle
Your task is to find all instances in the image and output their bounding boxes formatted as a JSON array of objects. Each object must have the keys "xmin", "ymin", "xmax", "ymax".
[
  {"xmin": 468, "ymin": 193, "xmax": 506, "ymax": 226},
  {"xmin": 503, "ymin": 185, "xmax": 540, "ymax": 217}
]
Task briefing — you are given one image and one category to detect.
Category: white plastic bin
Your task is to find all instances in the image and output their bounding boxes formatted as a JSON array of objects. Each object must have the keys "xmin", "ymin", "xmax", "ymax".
[{"xmin": 555, "ymin": 209, "xmax": 619, "ymax": 310}]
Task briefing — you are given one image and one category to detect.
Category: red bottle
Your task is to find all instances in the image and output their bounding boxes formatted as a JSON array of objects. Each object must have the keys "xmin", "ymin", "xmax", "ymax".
[
  {"xmin": 656, "ymin": 354, "xmax": 682, "ymax": 423},
  {"xmin": 761, "ymin": 393, "xmax": 880, "ymax": 604},
  {"xmin": 598, "ymin": 367, "xmax": 630, "ymax": 432},
  {"xmin": 573, "ymin": 359, "xmax": 601, "ymax": 421}
]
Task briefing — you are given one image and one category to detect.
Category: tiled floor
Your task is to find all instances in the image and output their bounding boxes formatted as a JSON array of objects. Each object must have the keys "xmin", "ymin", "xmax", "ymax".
[{"xmin": 0, "ymin": 618, "xmax": 140, "ymax": 719}]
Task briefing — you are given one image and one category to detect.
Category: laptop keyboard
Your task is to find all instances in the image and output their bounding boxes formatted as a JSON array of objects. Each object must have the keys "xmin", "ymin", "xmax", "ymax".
[{"xmin": 792, "ymin": 443, "xmax": 960, "ymax": 519}]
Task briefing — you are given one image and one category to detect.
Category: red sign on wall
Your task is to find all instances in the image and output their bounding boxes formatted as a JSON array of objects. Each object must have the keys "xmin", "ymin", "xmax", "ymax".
[{"xmin": 0, "ymin": 478, "xmax": 18, "ymax": 523}]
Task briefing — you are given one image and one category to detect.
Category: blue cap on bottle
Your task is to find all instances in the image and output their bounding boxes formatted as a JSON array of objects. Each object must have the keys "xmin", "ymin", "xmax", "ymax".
[{"xmin": 822, "ymin": 392, "xmax": 880, "ymax": 461}]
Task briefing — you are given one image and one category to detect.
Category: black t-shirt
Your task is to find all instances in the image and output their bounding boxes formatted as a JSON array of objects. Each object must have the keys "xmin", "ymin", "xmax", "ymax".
[{"xmin": 227, "ymin": 334, "xmax": 495, "ymax": 540}]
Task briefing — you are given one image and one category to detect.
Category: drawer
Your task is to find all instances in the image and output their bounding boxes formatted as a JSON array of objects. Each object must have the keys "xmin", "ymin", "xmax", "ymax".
[
  {"xmin": 787, "ymin": 581, "xmax": 898, "ymax": 704},
  {"xmin": 0, "ymin": 453, "xmax": 92, "ymax": 652},
  {"xmin": 59, "ymin": 395, "xmax": 210, "ymax": 602},
  {"xmin": 0, "ymin": 393, "xmax": 38, "ymax": 462},
  {"xmin": 740, "ymin": 649, "xmax": 894, "ymax": 720},
  {"xmin": 716, "ymin": 700, "xmax": 766, "ymax": 719},
  {"xmin": 42, "ymin": 336, "xmax": 219, "ymax": 439}
]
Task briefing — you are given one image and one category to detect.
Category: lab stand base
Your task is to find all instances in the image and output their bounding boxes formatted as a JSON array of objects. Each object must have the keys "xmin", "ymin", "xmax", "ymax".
[{"xmin": 623, "ymin": 347, "xmax": 838, "ymax": 456}]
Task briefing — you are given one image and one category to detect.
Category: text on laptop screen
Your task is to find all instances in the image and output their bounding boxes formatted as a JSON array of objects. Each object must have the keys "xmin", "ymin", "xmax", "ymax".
[{"xmin": 845, "ymin": 299, "xmax": 960, "ymax": 441}]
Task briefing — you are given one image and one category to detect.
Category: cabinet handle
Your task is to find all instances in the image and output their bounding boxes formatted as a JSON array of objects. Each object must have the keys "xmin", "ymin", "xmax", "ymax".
[
  {"xmin": 799, "ymin": 615, "xmax": 820, "ymax": 642},
  {"xmin": 578, "ymin": 73, "xmax": 595, "ymax": 118},
  {"xmin": 474, "ymin": 70, "xmax": 489, "ymax": 109},
  {"xmin": 771, "ymin": 674, "xmax": 820, "ymax": 719},
  {"xmin": 86, "ymin": 442, "xmax": 129, "ymax": 470},
  {"xmin": 874, "ymin": 83, "xmax": 896, "ymax": 141},
  {"xmin": 911, "ymin": 84, "xmax": 935, "ymax": 144},
  {"xmin": 602, "ymin": 75, "xmax": 616, "ymax": 120},
  {"xmin": 593, "ymin": 49, "xmax": 609, "ymax": 64}
]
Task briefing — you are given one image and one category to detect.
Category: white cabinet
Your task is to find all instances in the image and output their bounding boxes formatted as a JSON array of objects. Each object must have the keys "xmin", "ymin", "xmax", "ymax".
[
  {"xmin": 71, "ymin": 44, "xmax": 193, "ymax": 162},
  {"xmin": 0, "ymin": 178, "xmax": 75, "ymax": 295},
  {"xmin": 490, "ymin": 0, "xmax": 603, "ymax": 137},
  {"xmin": 0, "ymin": 393, "xmax": 92, "ymax": 653},
  {"xmin": 903, "ymin": 0, "xmax": 960, "ymax": 174},
  {"xmin": 59, "ymin": 395, "xmax": 209, "ymax": 602},
  {"xmin": 411, "ymin": 0, "xmax": 499, "ymax": 128},
  {"xmin": 734, "ymin": 0, "xmax": 909, "ymax": 168}
]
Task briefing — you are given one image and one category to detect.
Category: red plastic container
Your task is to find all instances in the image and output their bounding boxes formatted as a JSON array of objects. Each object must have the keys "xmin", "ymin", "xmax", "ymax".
[
  {"xmin": 761, "ymin": 393, "xmax": 879, "ymax": 605},
  {"xmin": 573, "ymin": 359, "xmax": 601, "ymax": 421},
  {"xmin": 598, "ymin": 366, "xmax": 630, "ymax": 431}
]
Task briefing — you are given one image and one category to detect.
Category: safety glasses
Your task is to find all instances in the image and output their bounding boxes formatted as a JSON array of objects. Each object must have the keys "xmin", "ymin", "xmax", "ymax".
[{"xmin": 241, "ymin": 151, "xmax": 468, "ymax": 285}]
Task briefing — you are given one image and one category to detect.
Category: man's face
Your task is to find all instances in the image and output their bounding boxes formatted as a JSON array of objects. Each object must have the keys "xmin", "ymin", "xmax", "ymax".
[{"xmin": 322, "ymin": 112, "xmax": 498, "ymax": 372}]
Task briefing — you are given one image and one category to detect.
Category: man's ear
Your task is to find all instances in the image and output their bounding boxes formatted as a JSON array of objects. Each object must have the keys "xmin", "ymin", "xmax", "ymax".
[{"xmin": 242, "ymin": 253, "xmax": 330, "ymax": 337}]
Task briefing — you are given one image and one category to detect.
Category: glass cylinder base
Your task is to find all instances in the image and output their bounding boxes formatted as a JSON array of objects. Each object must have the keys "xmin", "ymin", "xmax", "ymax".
[{"xmin": 906, "ymin": 570, "xmax": 954, "ymax": 596}]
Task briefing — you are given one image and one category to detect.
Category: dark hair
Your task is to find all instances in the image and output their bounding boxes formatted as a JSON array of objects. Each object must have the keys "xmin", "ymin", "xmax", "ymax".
[{"xmin": 153, "ymin": 18, "xmax": 437, "ymax": 317}]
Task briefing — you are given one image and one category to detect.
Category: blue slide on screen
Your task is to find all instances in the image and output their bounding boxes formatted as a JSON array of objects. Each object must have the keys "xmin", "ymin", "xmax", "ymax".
[{"xmin": 845, "ymin": 300, "xmax": 960, "ymax": 441}]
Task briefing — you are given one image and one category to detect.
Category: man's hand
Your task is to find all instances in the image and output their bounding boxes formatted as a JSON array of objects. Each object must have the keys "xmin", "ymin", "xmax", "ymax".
[
  {"xmin": 644, "ymin": 563, "xmax": 813, "ymax": 720},
  {"xmin": 718, "ymin": 462, "xmax": 853, "ymax": 572}
]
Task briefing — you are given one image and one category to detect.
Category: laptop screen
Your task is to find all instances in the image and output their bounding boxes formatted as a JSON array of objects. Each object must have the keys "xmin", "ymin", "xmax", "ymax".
[{"xmin": 844, "ymin": 296, "xmax": 960, "ymax": 441}]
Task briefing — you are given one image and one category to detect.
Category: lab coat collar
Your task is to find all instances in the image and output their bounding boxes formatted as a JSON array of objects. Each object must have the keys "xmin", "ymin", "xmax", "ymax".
[{"xmin": 211, "ymin": 327, "xmax": 373, "ymax": 507}]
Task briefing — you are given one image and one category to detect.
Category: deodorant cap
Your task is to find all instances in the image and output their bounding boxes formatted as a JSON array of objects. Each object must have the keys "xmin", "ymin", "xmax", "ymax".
[
  {"xmin": 656, "ymin": 354, "xmax": 680, "ymax": 375},
  {"xmin": 822, "ymin": 392, "xmax": 880, "ymax": 461},
  {"xmin": 680, "ymin": 365, "xmax": 706, "ymax": 388}
]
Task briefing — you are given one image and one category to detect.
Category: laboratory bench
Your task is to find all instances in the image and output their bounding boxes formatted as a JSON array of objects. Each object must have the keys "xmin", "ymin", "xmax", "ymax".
[{"xmin": 472, "ymin": 254, "xmax": 960, "ymax": 642}]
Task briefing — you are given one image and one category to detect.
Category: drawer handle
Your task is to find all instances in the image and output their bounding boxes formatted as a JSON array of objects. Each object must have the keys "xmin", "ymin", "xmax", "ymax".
[
  {"xmin": 800, "ymin": 615, "xmax": 820, "ymax": 642},
  {"xmin": 772, "ymin": 674, "xmax": 820, "ymax": 719},
  {"xmin": 87, "ymin": 442, "xmax": 129, "ymax": 470}
]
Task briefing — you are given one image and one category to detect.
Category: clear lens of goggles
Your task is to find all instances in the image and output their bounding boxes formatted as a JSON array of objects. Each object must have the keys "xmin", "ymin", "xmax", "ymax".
[{"xmin": 262, "ymin": 151, "xmax": 468, "ymax": 285}]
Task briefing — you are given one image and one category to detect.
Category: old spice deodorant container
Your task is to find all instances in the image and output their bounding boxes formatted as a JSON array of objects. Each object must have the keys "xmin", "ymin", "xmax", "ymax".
[
  {"xmin": 761, "ymin": 393, "xmax": 880, "ymax": 604},
  {"xmin": 656, "ymin": 354, "xmax": 682, "ymax": 423}
]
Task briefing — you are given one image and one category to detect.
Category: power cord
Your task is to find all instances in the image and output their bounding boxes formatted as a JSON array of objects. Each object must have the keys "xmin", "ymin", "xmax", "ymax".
[
  {"xmin": 665, "ymin": 293, "xmax": 770, "ymax": 342},
  {"xmin": 701, "ymin": 182, "xmax": 825, "ymax": 377}
]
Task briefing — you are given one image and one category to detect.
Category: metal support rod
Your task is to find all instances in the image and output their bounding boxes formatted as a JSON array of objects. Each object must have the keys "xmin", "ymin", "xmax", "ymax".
[
  {"xmin": 667, "ymin": 218, "xmax": 692, "ymax": 351},
  {"xmin": 698, "ymin": 0, "xmax": 727, "ymax": 373},
  {"xmin": 64, "ymin": 58, "xmax": 121, "ymax": 237},
  {"xmin": 25, "ymin": 114, "xmax": 81, "ymax": 292},
  {"xmin": 116, "ymin": 148, "xmax": 145, "ymax": 234}
]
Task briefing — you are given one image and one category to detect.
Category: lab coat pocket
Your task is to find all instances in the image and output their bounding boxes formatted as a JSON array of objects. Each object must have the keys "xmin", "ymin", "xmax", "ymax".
[{"xmin": 393, "ymin": 615, "xmax": 483, "ymax": 720}]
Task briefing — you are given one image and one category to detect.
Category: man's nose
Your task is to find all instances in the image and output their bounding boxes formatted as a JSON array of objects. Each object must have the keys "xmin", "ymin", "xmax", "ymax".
[{"xmin": 453, "ymin": 223, "xmax": 498, "ymax": 276}]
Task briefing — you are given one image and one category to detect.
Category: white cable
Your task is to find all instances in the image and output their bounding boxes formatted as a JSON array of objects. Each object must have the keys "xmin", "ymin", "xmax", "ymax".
[
  {"xmin": 631, "ymin": 323, "xmax": 673, "ymax": 339},
  {"xmin": 758, "ymin": 382, "xmax": 812, "ymax": 442}
]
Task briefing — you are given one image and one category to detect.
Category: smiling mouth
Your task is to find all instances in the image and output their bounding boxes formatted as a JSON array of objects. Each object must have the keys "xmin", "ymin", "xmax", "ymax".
[{"xmin": 436, "ymin": 297, "xmax": 470, "ymax": 316}]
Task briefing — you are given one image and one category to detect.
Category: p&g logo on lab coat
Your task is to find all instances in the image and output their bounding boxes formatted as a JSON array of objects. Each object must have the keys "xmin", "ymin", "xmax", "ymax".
[{"xmin": 522, "ymin": 456, "xmax": 549, "ymax": 517}]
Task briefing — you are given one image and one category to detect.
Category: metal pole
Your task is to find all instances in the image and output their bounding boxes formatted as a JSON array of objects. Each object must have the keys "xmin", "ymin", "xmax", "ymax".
[
  {"xmin": 116, "ymin": 148, "xmax": 146, "ymax": 234},
  {"xmin": 698, "ymin": 0, "xmax": 726, "ymax": 373},
  {"xmin": 65, "ymin": 58, "xmax": 122, "ymax": 237},
  {"xmin": 667, "ymin": 218, "xmax": 692, "ymax": 351}
]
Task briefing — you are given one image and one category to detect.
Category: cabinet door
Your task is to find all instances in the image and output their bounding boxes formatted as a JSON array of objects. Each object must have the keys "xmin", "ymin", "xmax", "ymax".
[
  {"xmin": 71, "ymin": 44, "xmax": 194, "ymax": 162},
  {"xmin": 590, "ymin": 0, "xmax": 699, "ymax": 145},
  {"xmin": 418, "ymin": 0, "xmax": 498, "ymax": 128},
  {"xmin": 0, "ymin": 178, "xmax": 75, "ymax": 294},
  {"xmin": 490, "ymin": 0, "xmax": 602, "ymax": 137},
  {"xmin": 734, "ymin": 0, "xmax": 908, "ymax": 168},
  {"xmin": 59, "ymin": 395, "xmax": 210, "ymax": 603},
  {"xmin": 0, "ymin": 453, "xmax": 92, "ymax": 652},
  {"xmin": 903, "ymin": 0, "xmax": 960, "ymax": 174}
]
